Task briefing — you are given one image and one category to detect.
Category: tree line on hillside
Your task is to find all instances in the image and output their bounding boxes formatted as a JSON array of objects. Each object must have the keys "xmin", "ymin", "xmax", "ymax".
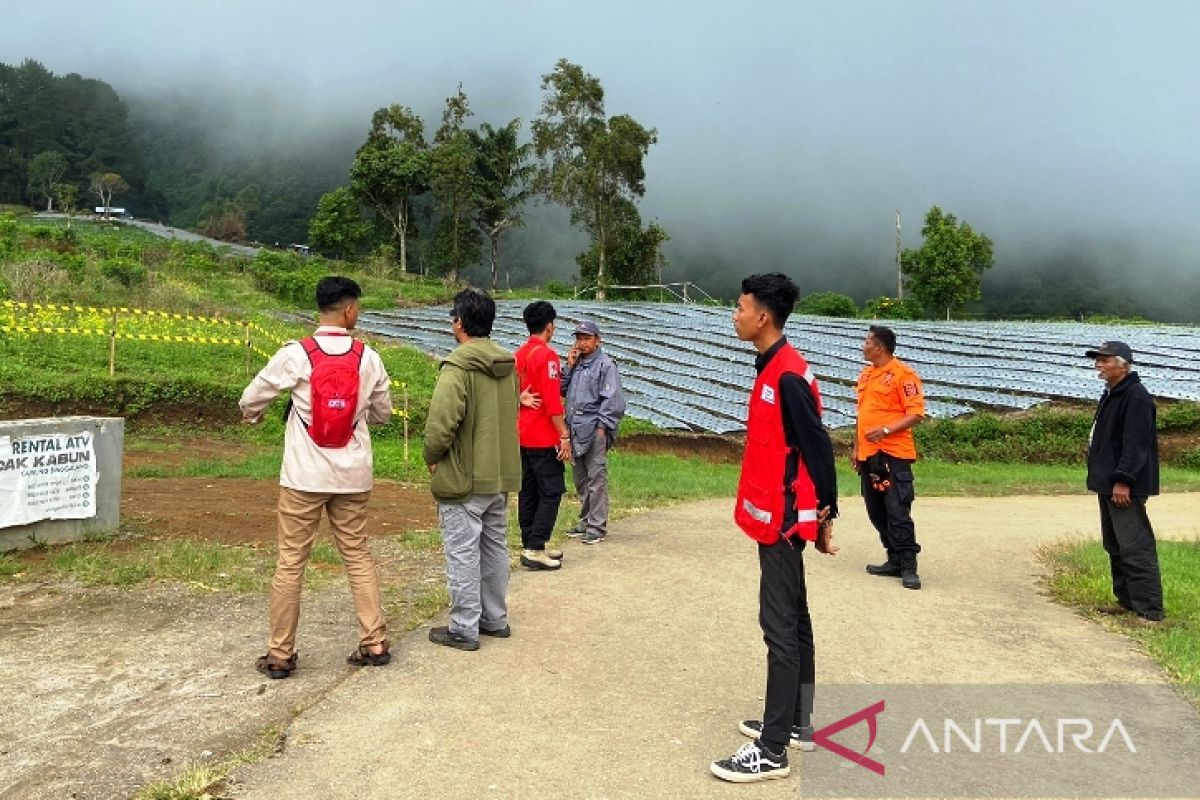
[
  {"xmin": 0, "ymin": 58, "xmax": 335, "ymax": 245},
  {"xmin": 4, "ymin": 58, "xmax": 1197, "ymax": 321},
  {"xmin": 310, "ymin": 59, "xmax": 668, "ymax": 296},
  {"xmin": 0, "ymin": 60, "xmax": 146, "ymax": 216}
]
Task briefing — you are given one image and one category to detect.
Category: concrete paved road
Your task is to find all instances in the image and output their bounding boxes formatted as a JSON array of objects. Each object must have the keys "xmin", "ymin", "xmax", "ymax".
[
  {"xmin": 227, "ymin": 494, "xmax": 1200, "ymax": 799},
  {"xmin": 32, "ymin": 212, "xmax": 262, "ymax": 257}
]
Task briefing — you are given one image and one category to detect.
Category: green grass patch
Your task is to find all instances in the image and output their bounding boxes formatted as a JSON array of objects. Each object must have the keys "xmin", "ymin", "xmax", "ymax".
[
  {"xmin": 606, "ymin": 452, "xmax": 738, "ymax": 507},
  {"xmin": 309, "ymin": 540, "xmax": 342, "ymax": 565},
  {"xmin": 15, "ymin": 530, "xmax": 273, "ymax": 591},
  {"xmin": 1041, "ymin": 539, "xmax": 1200, "ymax": 704},
  {"xmin": 126, "ymin": 452, "xmax": 283, "ymax": 479},
  {"xmin": 0, "ymin": 553, "xmax": 23, "ymax": 577}
]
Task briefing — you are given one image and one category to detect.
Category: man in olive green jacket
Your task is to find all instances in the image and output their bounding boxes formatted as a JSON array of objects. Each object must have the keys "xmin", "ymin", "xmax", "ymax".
[{"xmin": 424, "ymin": 288, "xmax": 521, "ymax": 651}]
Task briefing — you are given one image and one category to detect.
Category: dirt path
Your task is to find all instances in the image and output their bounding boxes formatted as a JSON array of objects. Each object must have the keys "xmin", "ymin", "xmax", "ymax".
[
  {"xmin": 2, "ymin": 493, "xmax": 1197, "ymax": 799},
  {"xmin": 0, "ymin": 476, "xmax": 440, "ymax": 800},
  {"xmin": 223, "ymin": 493, "xmax": 1200, "ymax": 800}
]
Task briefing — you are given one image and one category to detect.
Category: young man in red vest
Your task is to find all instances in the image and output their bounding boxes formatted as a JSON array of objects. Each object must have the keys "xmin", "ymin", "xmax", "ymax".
[
  {"xmin": 514, "ymin": 301, "xmax": 572, "ymax": 570},
  {"xmin": 711, "ymin": 272, "xmax": 839, "ymax": 784}
]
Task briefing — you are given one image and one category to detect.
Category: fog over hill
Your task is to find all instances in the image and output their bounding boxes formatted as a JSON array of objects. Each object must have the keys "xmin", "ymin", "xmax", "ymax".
[{"xmin": 4, "ymin": 0, "xmax": 1198, "ymax": 318}]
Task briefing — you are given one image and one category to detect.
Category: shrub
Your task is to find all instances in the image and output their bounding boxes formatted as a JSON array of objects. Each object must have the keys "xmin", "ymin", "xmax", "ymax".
[
  {"xmin": 248, "ymin": 250, "xmax": 324, "ymax": 306},
  {"xmin": 1, "ymin": 258, "xmax": 71, "ymax": 301},
  {"xmin": 544, "ymin": 280, "xmax": 576, "ymax": 298},
  {"xmin": 797, "ymin": 291, "xmax": 858, "ymax": 318},
  {"xmin": 0, "ymin": 214, "xmax": 20, "ymax": 256},
  {"xmin": 1158, "ymin": 400, "xmax": 1200, "ymax": 432},
  {"xmin": 1178, "ymin": 446, "xmax": 1200, "ymax": 471},
  {"xmin": 863, "ymin": 296, "xmax": 922, "ymax": 320},
  {"xmin": 915, "ymin": 409, "xmax": 1092, "ymax": 464},
  {"xmin": 99, "ymin": 257, "xmax": 148, "ymax": 288}
]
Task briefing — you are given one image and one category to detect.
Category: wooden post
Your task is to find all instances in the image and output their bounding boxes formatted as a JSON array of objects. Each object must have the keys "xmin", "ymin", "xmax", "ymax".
[
  {"xmin": 402, "ymin": 384, "xmax": 410, "ymax": 463},
  {"xmin": 108, "ymin": 309, "xmax": 118, "ymax": 376},
  {"xmin": 243, "ymin": 322, "xmax": 252, "ymax": 377}
]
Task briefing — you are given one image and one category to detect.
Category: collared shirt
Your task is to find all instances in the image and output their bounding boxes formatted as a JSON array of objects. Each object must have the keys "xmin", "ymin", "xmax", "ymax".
[
  {"xmin": 855, "ymin": 356, "xmax": 925, "ymax": 461},
  {"xmin": 239, "ymin": 325, "xmax": 392, "ymax": 493}
]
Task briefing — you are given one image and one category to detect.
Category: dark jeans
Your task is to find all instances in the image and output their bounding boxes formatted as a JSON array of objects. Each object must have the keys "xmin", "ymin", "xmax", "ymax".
[
  {"xmin": 1099, "ymin": 495, "xmax": 1164, "ymax": 618},
  {"xmin": 860, "ymin": 452, "xmax": 921, "ymax": 561},
  {"xmin": 757, "ymin": 537, "xmax": 815, "ymax": 753},
  {"xmin": 518, "ymin": 447, "xmax": 565, "ymax": 550}
]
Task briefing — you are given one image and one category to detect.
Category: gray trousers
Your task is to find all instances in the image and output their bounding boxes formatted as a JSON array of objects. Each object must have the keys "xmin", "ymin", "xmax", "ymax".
[
  {"xmin": 437, "ymin": 493, "xmax": 510, "ymax": 640},
  {"xmin": 573, "ymin": 433, "xmax": 610, "ymax": 536}
]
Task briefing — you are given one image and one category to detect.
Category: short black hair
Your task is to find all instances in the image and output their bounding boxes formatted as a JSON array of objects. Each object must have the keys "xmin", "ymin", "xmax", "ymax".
[
  {"xmin": 740, "ymin": 272, "xmax": 799, "ymax": 329},
  {"xmin": 522, "ymin": 301, "xmax": 557, "ymax": 334},
  {"xmin": 869, "ymin": 324, "xmax": 896, "ymax": 355},
  {"xmin": 451, "ymin": 288, "xmax": 496, "ymax": 337},
  {"xmin": 316, "ymin": 276, "xmax": 362, "ymax": 312}
]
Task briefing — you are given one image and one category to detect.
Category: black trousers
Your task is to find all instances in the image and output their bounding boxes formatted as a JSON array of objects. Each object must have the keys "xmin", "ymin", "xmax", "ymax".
[
  {"xmin": 860, "ymin": 452, "xmax": 921, "ymax": 560},
  {"xmin": 1099, "ymin": 495, "xmax": 1164, "ymax": 617},
  {"xmin": 518, "ymin": 447, "xmax": 566, "ymax": 550},
  {"xmin": 758, "ymin": 537, "xmax": 815, "ymax": 753}
]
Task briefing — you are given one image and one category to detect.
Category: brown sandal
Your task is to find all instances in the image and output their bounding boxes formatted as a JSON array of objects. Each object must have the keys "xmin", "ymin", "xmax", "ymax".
[
  {"xmin": 347, "ymin": 641, "xmax": 391, "ymax": 667},
  {"xmin": 256, "ymin": 652, "xmax": 297, "ymax": 679}
]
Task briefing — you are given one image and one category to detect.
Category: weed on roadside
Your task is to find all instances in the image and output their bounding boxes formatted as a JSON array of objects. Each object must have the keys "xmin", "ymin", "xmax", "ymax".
[{"xmin": 133, "ymin": 723, "xmax": 286, "ymax": 800}]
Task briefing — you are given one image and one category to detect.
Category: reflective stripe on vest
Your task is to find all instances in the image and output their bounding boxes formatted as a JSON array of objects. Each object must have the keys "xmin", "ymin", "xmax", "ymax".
[{"xmin": 734, "ymin": 342, "xmax": 822, "ymax": 544}]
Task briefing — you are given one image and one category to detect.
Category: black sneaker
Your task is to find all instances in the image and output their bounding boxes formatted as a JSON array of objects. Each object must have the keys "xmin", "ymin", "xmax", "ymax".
[
  {"xmin": 710, "ymin": 741, "xmax": 790, "ymax": 783},
  {"xmin": 428, "ymin": 625, "xmax": 479, "ymax": 651},
  {"xmin": 581, "ymin": 531, "xmax": 606, "ymax": 545},
  {"xmin": 480, "ymin": 624, "xmax": 511, "ymax": 638},
  {"xmin": 565, "ymin": 524, "xmax": 586, "ymax": 539},
  {"xmin": 738, "ymin": 719, "xmax": 815, "ymax": 751}
]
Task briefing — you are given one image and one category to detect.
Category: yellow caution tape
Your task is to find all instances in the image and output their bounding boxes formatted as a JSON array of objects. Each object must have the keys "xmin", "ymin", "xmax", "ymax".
[
  {"xmin": 0, "ymin": 325, "xmax": 107, "ymax": 336},
  {"xmin": 2, "ymin": 300, "xmax": 240, "ymax": 327},
  {"xmin": 116, "ymin": 333, "xmax": 244, "ymax": 345}
]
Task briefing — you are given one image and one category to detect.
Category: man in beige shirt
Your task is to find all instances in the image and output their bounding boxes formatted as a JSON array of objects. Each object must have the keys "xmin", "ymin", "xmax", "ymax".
[{"xmin": 240, "ymin": 276, "xmax": 393, "ymax": 678}]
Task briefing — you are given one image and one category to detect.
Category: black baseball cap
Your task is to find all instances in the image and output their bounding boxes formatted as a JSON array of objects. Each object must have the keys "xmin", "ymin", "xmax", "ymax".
[{"xmin": 1085, "ymin": 340, "xmax": 1134, "ymax": 363}]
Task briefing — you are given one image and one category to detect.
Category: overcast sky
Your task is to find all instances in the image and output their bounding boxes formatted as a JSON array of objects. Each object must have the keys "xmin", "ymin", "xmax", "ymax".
[{"xmin": 4, "ymin": 0, "xmax": 1199, "ymax": 300}]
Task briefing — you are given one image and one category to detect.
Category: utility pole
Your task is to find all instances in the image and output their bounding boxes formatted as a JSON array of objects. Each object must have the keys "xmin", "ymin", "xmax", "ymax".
[{"xmin": 895, "ymin": 209, "xmax": 903, "ymax": 301}]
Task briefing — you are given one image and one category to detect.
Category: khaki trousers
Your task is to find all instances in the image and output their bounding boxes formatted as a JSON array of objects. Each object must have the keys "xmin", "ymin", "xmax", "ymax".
[{"xmin": 268, "ymin": 487, "xmax": 387, "ymax": 660}]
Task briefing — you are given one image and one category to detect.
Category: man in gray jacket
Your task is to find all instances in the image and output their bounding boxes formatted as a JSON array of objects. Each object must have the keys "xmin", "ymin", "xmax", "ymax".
[{"xmin": 561, "ymin": 320, "xmax": 626, "ymax": 544}]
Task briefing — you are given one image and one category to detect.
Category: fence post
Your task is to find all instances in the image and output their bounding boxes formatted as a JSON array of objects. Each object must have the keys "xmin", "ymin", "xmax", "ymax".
[
  {"xmin": 244, "ymin": 322, "xmax": 252, "ymax": 377},
  {"xmin": 108, "ymin": 308, "xmax": 118, "ymax": 376},
  {"xmin": 402, "ymin": 384, "xmax": 410, "ymax": 463}
]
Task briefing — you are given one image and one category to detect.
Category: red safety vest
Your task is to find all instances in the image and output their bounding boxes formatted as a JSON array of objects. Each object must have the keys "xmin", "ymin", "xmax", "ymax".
[{"xmin": 734, "ymin": 342, "xmax": 822, "ymax": 544}]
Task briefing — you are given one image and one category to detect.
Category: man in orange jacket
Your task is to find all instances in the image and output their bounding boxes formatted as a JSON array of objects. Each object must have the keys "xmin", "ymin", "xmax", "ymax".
[{"xmin": 852, "ymin": 324, "xmax": 926, "ymax": 590}]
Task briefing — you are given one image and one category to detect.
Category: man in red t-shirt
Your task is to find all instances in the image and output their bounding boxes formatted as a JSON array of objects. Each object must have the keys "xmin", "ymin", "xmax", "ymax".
[{"xmin": 514, "ymin": 302, "xmax": 573, "ymax": 570}]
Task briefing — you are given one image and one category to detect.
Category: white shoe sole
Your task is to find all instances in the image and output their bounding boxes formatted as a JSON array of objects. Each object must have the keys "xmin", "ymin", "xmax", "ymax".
[
  {"xmin": 709, "ymin": 762, "xmax": 790, "ymax": 782},
  {"xmin": 738, "ymin": 720, "xmax": 815, "ymax": 751},
  {"xmin": 520, "ymin": 554, "xmax": 561, "ymax": 571}
]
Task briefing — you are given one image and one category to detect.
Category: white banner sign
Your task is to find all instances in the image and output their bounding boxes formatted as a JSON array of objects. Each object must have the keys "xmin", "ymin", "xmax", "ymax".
[{"xmin": 0, "ymin": 432, "xmax": 98, "ymax": 528}]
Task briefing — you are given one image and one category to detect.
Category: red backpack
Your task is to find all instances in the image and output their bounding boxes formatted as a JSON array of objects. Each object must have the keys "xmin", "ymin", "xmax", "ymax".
[{"xmin": 300, "ymin": 336, "xmax": 365, "ymax": 448}]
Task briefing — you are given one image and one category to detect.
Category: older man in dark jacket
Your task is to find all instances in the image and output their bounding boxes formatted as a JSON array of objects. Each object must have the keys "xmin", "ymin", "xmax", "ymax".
[{"xmin": 1085, "ymin": 340, "xmax": 1164, "ymax": 625}]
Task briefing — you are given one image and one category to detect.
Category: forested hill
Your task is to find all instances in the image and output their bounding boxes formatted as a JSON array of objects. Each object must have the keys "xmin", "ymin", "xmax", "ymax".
[
  {"xmin": 3, "ymin": 58, "xmax": 1198, "ymax": 323},
  {"xmin": 0, "ymin": 59, "xmax": 337, "ymax": 245}
]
